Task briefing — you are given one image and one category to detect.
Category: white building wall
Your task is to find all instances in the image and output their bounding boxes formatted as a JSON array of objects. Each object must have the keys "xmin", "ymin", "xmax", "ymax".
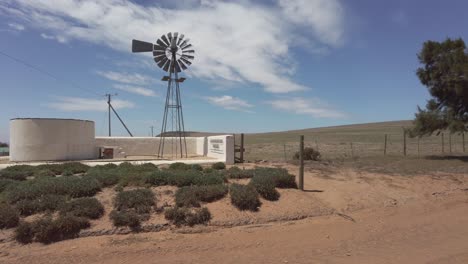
[{"xmin": 206, "ymin": 135, "xmax": 235, "ymax": 164}]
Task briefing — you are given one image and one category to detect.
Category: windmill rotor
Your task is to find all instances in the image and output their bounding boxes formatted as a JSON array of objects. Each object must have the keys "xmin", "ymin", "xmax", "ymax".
[{"xmin": 132, "ymin": 32, "xmax": 195, "ymax": 73}]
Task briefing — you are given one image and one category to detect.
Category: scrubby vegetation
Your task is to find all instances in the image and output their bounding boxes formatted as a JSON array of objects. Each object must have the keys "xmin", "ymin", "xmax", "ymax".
[
  {"xmin": 59, "ymin": 197, "xmax": 104, "ymax": 219},
  {"xmin": 109, "ymin": 210, "xmax": 141, "ymax": 230},
  {"xmin": 175, "ymin": 185, "xmax": 228, "ymax": 207},
  {"xmin": 229, "ymin": 184, "xmax": 261, "ymax": 211},
  {"xmin": 114, "ymin": 189, "xmax": 155, "ymax": 214},
  {"xmin": 211, "ymin": 162, "xmax": 226, "ymax": 170},
  {"xmin": 15, "ymin": 215, "xmax": 90, "ymax": 244},
  {"xmin": 164, "ymin": 207, "xmax": 211, "ymax": 226},
  {"xmin": 15, "ymin": 194, "xmax": 66, "ymax": 216},
  {"xmin": 0, "ymin": 203, "xmax": 20, "ymax": 229},
  {"xmin": 226, "ymin": 166, "xmax": 254, "ymax": 179},
  {"xmin": 293, "ymin": 147, "xmax": 321, "ymax": 161},
  {"xmin": 169, "ymin": 162, "xmax": 192, "ymax": 171}
]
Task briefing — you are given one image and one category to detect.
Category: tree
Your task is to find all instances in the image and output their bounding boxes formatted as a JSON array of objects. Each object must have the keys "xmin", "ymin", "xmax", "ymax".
[
  {"xmin": 411, "ymin": 38, "xmax": 468, "ymax": 137},
  {"xmin": 0, "ymin": 142, "xmax": 8, "ymax": 148}
]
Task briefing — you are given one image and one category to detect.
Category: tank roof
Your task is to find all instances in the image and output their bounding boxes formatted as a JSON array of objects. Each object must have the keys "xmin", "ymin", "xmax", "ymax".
[{"xmin": 10, "ymin": 118, "xmax": 94, "ymax": 123}]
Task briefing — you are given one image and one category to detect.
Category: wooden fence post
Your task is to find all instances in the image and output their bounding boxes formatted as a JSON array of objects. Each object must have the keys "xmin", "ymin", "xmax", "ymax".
[
  {"xmin": 240, "ymin": 133, "xmax": 244, "ymax": 163},
  {"xmin": 417, "ymin": 137, "xmax": 420, "ymax": 158},
  {"xmin": 441, "ymin": 133, "xmax": 445, "ymax": 153},
  {"xmin": 449, "ymin": 133, "xmax": 452, "ymax": 153},
  {"xmin": 384, "ymin": 134, "xmax": 387, "ymax": 156},
  {"xmin": 463, "ymin": 133, "xmax": 466, "ymax": 153},
  {"xmin": 299, "ymin": 135, "xmax": 304, "ymax": 191},
  {"xmin": 403, "ymin": 130, "xmax": 407, "ymax": 156}
]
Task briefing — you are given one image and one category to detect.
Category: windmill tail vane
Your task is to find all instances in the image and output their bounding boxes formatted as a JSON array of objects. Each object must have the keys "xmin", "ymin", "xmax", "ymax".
[{"xmin": 132, "ymin": 32, "xmax": 195, "ymax": 158}]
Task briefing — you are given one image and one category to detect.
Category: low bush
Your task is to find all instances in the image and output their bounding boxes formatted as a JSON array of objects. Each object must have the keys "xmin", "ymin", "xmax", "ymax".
[
  {"xmin": 34, "ymin": 169, "xmax": 56, "ymax": 178},
  {"xmin": 85, "ymin": 167, "xmax": 120, "ymax": 187},
  {"xmin": 229, "ymin": 184, "xmax": 261, "ymax": 211},
  {"xmin": 193, "ymin": 171, "xmax": 226, "ymax": 186},
  {"xmin": 15, "ymin": 195, "xmax": 67, "ymax": 216},
  {"xmin": 203, "ymin": 167, "xmax": 214, "ymax": 173},
  {"xmin": 5, "ymin": 176, "xmax": 101, "ymax": 203},
  {"xmin": 164, "ymin": 207, "xmax": 211, "ymax": 227},
  {"xmin": 252, "ymin": 167, "xmax": 297, "ymax": 189},
  {"xmin": 0, "ymin": 165, "xmax": 35, "ymax": 181},
  {"xmin": 114, "ymin": 189, "xmax": 155, "ymax": 214},
  {"xmin": 62, "ymin": 169, "xmax": 74, "ymax": 176},
  {"xmin": 211, "ymin": 162, "xmax": 226, "ymax": 170},
  {"xmin": 168, "ymin": 162, "xmax": 192, "ymax": 171},
  {"xmin": 144, "ymin": 170, "xmax": 169, "ymax": 186},
  {"xmin": 109, "ymin": 210, "xmax": 141, "ymax": 230},
  {"xmin": 0, "ymin": 178, "xmax": 16, "ymax": 193},
  {"xmin": 59, "ymin": 197, "xmax": 104, "ymax": 219},
  {"xmin": 175, "ymin": 185, "xmax": 228, "ymax": 207},
  {"xmin": 249, "ymin": 176, "xmax": 280, "ymax": 201},
  {"xmin": 14, "ymin": 221, "xmax": 34, "ymax": 244},
  {"xmin": 31, "ymin": 215, "xmax": 90, "ymax": 244},
  {"xmin": 61, "ymin": 162, "xmax": 90, "ymax": 174},
  {"xmin": 293, "ymin": 147, "xmax": 321, "ymax": 161},
  {"xmin": 0, "ymin": 203, "xmax": 20, "ymax": 229},
  {"xmin": 191, "ymin": 164, "xmax": 203, "ymax": 171},
  {"xmin": 226, "ymin": 166, "xmax": 254, "ymax": 179},
  {"xmin": 86, "ymin": 163, "xmax": 158, "ymax": 187}
]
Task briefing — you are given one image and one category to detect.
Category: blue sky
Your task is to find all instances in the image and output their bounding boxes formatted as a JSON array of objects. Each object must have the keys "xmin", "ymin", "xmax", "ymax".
[{"xmin": 0, "ymin": 0, "xmax": 467, "ymax": 142}]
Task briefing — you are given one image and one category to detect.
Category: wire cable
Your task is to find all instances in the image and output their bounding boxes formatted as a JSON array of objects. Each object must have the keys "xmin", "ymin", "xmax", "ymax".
[{"xmin": 0, "ymin": 50, "xmax": 101, "ymax": 97}]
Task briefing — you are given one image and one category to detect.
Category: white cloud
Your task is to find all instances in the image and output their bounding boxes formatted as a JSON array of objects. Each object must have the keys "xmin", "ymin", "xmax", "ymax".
[
  {"xmin": 8, "ymin": 22, "xmax": 25, "ymax": 31},
  {"xmin": 47, "ymin": 96, "xmax": 134, "ymax": 111},
  {"xmin": 113, "ymin": 84, "xmax": 156, "ymax": 97},
  {"xmin": 267, "ymin": 97, "xmax": 345, "ymax": 118},
  {"xmin": 96, "ymin": 71, "xmax": 155, "ymax": 85},
  {"xmin": 1, "ymin": 0, "xmax": 346, "ymax": 94},
  {"xmin": 40, "ymin": 33, "xmax": 67, "ymax": 43},
  {"xmin": 204, "ymin": 95, "xmax": 253, "ymax": 112}
]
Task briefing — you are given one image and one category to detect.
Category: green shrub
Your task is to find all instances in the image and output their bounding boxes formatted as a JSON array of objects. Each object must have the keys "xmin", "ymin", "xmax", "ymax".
[
  {"xmin": 194, "ymin": 171, "xmax": 226, "ymax": 186},
  {"xmin": 62, "ymin": 169, "xmax": 74, "ymax": 176},
  {"xmin": 14, "ymin": 221, "xmax": 34, "ymax": 244},
  {"xmin": 85, "ymin": 167, "xmax": 120, "ymax": 187},
  {"xmin": 59, "ymin": 197, "xmax": 104, "ymax": 219},
  {"xmin": 5, "ymin": 176, "xmax": 101, "ymax": 203},
  {"xmin": 229, "ymin": 184, "xmax": 261, "ymax": 211},
  {"xmin": 226, "ymin": 166, "xmax": 254, "ymax": 179},
  {"xmin": 114, "ymin": 189, "xmax": 155, "ymax": 214},
  {"xmin": 252, "ymin": 167, "xmax": 297, "ymax": 189},
  {"xmin": 109, "ymin": 210, "xmax": 141, "ymax": 230},
  {"xmin": 203, "ymin": 167, "xmax": 214, "ymax": 173},
  {"xmin": 0, "ymin": 203, "xmax": 19, "ymax": 229},
  {"xmin": 211, "ymin": 162, "xmax": 226, "ymax": 170},
  {"xmin": 0, "ymin": 165, "xmax": 35, "ymax": 180},
  {"xmin": 293, "ymin": 147, "xmax": 321, "ymax": 161},
  {"xmin": 191, "ymin": 164, "xmax": 203, "ymax": 171},
  {"xmin": 32, "ymin": 215, "xmax": 90, "ymax": 244},
  {"xmin": 34, "ymin": 169, "xmax": 56, "ymax": 178},
  {"xmin": 0, "ymin": 178, "xmax": 16, "ymax": 193},
  {"xmin": 139, "ymin": 163, "xmax": 158, "ymax": 171},
  {"xmin": 144, "ymin": 171, "xmax": 169, "ymax": 186},
  {"xmin": 175, "ymin": 185, "xmax": 228, "ymax": 207},
  {"xmin": 15, "ymin": 195, "xmax": 66, "ymax": 216},
  {"xmin": 61, "ymin": 162, "xmax": 90, "ymax": 174},
  {"xmin": 164, "ymin": 207, "xmax": 211, "ymax": 226},
  {"xmin": 249, "ymin": 176, "xmax": 280, "ymax": 201},
  {"xmin": 168, "ymin": 162, "xmax": 192, "ymax": 171}
]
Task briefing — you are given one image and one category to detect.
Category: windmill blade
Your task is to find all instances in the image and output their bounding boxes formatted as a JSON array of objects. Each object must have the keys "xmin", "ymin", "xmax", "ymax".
[
  {"xmin": 132, "ymin": 39, "xmax": 154, "ymax": 52},
  {"xmin": 153, "ymin": 50, "xmax": 165, "ymax": 56},
  {"xmin": 157, "ymin": 57, "xmax": 169, "ymax": 68},
  {"xmin": 180, "ymin": 57, "xmax": 192, "ymax": 65},
  {"xmin": 174, "ymin": 60, "xmax": 182, "ymax": 72},
  {"xmin": 178, "ymin": 59, "xmax": 188, "ymax": 70},
  {"xmin": 182, "ymin": 54, "xmax": 194, "ymax": 60},
  {"xmin": 181, "ymin": 43, "xmax": 192, "ymax": 50},
  {"xmin": 182, "ymin": 49, "xmax": 195, "ymax": 54},
  {"xmin": 173, "ymin": 32, "xmax": 178, "ymax": 43},
  {"xmin": 154, "ymin": 44, "xmax": 166, "ymax": 51},
  {"xmin": 156, "ymin": 39, "xmax": 168, "ymax": 48},
  {"xmin": 161, "ymin": 35, "xmax": 170, "ymax": 46},
  {"xmin": 180, "ymin": 39, "xmax": 190, "ymax": 48},
  {"xmin": 170, "ymin": 36, "xmax": 177, "ymax": 50},
  {"xmin": 177, "ymin": 34, "xmax": 184, "ymax": 45},
  {"xmin": 153, "ymin": 54, "xmax": 166, "ymax": 63},
  {"xmin": 163, "ymin": 59, "xmax": 172, "ymax": 72}
]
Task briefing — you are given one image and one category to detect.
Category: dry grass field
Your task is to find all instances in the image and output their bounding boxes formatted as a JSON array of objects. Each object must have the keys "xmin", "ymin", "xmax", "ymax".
[{"xmin": 239, "ymin": 120, "xmax": 466, "ymax": 161}]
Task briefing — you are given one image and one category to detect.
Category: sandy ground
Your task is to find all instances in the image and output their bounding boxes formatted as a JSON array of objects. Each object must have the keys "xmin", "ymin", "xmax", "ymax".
[{"xmin": 1, "ymin": 163, "xmax": 468, "ymax": 263}]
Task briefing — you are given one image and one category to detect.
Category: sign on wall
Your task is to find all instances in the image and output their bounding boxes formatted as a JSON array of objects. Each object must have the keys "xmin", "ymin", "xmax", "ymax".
[{"xmin": 209, "ymin": 139, "xmax": 224, "ymax": 154}]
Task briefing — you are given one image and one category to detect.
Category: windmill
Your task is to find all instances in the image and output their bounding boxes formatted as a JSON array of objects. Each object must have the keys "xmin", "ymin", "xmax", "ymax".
[{"xmin": 132, "ymin": 32, "xmax": 195, "ymax": 158}]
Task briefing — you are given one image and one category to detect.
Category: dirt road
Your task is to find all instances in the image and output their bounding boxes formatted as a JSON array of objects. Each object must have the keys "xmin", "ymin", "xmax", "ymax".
[{"xmin": 1, "ymin": 164, "xmax": 468, "ymax": 263}]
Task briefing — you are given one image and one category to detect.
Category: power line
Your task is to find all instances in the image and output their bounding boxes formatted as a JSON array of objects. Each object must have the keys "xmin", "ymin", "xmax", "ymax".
[{"xmin": 0, "ymin": 50, "xmax": 101, "ymax": 97}]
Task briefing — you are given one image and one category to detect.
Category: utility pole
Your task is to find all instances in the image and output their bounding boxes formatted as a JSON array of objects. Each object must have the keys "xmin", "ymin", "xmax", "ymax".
[{"xmin": 106, "ymin": 93, "xmax": 113, "ymax": 136}]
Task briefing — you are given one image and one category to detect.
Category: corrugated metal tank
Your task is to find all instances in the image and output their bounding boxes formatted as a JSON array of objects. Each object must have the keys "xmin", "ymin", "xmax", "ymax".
[{"xmin": 10, "ymin": 118, "xmax": 97, "ymax": 162}]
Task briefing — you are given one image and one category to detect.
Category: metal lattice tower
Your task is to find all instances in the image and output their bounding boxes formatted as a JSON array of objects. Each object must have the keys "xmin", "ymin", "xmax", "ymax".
[{"xmin": 131, "ymin": 32, "xmax": 194, "ymax": 158}]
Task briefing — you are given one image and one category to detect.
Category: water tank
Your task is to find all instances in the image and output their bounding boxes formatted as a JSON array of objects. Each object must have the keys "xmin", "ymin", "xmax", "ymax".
[{"xmin": 10, "ymin": 118, "xmax": 97, "ymax": 162}]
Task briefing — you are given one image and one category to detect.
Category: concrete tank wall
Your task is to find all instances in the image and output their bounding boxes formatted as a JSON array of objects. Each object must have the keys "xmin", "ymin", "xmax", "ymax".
[{"xmin": 10, "ymin": 118, "xmax": 97, "ymax": 162}]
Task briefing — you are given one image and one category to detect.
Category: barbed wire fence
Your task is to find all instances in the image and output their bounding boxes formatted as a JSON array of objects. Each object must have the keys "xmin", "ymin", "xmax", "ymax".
[{"xmin": 238, "ymin": 132, "xmax": 466, "ymax": 162}]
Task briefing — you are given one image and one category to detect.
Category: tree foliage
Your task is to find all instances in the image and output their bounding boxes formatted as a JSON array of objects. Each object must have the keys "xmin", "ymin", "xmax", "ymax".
[{"xmin": 411, "ymin": 38, "xmax": 468, "ymax": 136}]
